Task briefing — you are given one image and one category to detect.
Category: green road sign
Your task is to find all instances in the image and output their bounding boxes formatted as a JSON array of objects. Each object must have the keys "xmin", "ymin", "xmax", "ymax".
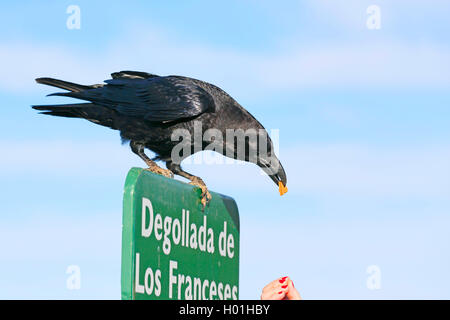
[{"xmin": 121, "ymin": 168, "xmax": 240, "ymax": 300}]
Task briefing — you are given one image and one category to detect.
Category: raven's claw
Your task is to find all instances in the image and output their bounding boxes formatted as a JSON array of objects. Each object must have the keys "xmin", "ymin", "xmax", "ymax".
[
  {"xmin": 145, "ymin": 165, "xmax": 174, "ymax": 179},
  {"xmin": 189, "ymin": 177, "xmax": 212, "ymax": 208}
]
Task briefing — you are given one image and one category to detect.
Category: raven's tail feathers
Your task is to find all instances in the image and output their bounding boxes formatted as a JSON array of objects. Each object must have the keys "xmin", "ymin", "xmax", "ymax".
[
  {"xmin": 32, "ymin": 103, "xmax": 92, "ymax": 117},
  {"xmin": 32, "ymin": 103, "xmax": 118, "ymax": 130},
  {"xmin": 35, "ymin": 77, "xmax": 90, "ymax": 92}
]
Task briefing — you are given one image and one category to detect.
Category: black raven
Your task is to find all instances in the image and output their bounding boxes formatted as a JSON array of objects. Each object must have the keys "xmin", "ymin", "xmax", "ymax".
[{"xmin": 33, "ymin": 71, "xmax": 288, "ymax": 206}]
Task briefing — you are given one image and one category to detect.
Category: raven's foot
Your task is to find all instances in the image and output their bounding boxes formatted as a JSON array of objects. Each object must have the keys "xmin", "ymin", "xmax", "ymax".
[
  {"xmin": 189, "ymin": 177, "xmax": 212, "ymax": 208},
  {"xmin": 145, "ymin": 164, "xmax": 174, "ymax": 179}
]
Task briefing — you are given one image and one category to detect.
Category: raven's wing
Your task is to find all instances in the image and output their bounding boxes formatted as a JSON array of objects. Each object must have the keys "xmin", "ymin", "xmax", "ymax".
[
  {"xmin": 50, "ymin": 76, "xmax": 216, "ymax": 122},
  {"xmin": 110, "ymin": 70, "xmax": 160, "ymax": 80},
  {"xmin": 104, "ymin": 76, "xmax": 216, "ymax": 122}
]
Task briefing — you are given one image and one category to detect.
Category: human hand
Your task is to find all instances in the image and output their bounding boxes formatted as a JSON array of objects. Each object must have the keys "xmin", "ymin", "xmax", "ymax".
[{"xmin": 260, "ymin": 276, "xmax": 302, "ymax": 300}]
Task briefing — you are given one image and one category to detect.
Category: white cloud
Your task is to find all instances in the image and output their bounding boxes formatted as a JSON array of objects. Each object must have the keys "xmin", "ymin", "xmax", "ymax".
[
  {"xmin": 284, "ymin": 144, "xmax": 450, "ymax": 197},
  {"xmin": 1, "ymin": 24, "xmax": 449, "ymax": 94},
  {"xmin": 1, "ymin": 140, "xmax": 449, "ymax": 198},
  {"xmin": 183, "ymin": 143, "xmax": 450, "ymax": 198},
  {"xmin": 258, "ymin": 42, "xmax": 450, "ymax": 90},
  {"xmin": 239, "ymin": 214, "xmax": 450, "ymax": 299},
  {"xmin": 0, "ymin": 211, "xmax": 121, "ymax": 262},
  {"xmin": 0, "ymin": 140, "xmax": 137, "ymax": 178}
]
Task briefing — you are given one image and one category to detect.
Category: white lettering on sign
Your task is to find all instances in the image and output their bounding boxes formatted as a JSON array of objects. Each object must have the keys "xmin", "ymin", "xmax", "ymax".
[
  {"xmin": 168, "ymin": 259, "xmax": 238, "ymax": 300},
  {"xmin": 135, "ymin": 253, "xmax": 161, "ymax": 297},
  {"xmin": 135, "ymin": 197, "xmax": 238, "ymax": 299},
  {"xmin": 140, "ymin": 197, "xmax": 235, "ymax": 257},
  {"xmin": 219, "ymin": 221, "xmax": 235, "ymax": 258},
  {"xmin": 141, "ymin": 197, "xmax": 153, "ymax": 237}
]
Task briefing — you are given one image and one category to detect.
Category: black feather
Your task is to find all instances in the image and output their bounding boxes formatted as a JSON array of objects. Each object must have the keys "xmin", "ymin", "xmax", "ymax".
[
  {"xmin": 35, "ymin": 77, "xmax": 90, "ymax": 92},
  {"xmin": 111, "ymin": 70, "xmax": 159, "ymax": 79},
  {"xmin": 32, "ymin": 103, "xmax": 119, "ymax": 129}
]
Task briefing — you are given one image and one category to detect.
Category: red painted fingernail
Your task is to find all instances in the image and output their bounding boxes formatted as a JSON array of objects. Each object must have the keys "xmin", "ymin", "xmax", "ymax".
[
  {"xmin": 292, "ymin": 281, "xmax": 295, "ymax": 288},
  {"xmin": 279, "ymin": 279, "xmax": 285, "ymax": 283},
  {"xmin": 278, "ymin": 291, "xmax": 283, "ymax": 294},
  {"xmin": 282, "ymin": 276, "xmax": 288, "ymax": 279},
  {"xmin": 281, "ymin": 285, "xmax": 288, "ymax": 288}
]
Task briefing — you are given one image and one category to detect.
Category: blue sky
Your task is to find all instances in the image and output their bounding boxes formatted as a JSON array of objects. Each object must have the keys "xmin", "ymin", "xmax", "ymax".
[{"xmin": 0, "ymin": 1, "xmax": 449, "ymax": 299}]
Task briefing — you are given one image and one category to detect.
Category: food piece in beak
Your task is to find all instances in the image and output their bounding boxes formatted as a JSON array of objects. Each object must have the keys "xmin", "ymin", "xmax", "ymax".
[{"xmin": 278, "ymin": 181, "xmax": 288, "ymax": 196}]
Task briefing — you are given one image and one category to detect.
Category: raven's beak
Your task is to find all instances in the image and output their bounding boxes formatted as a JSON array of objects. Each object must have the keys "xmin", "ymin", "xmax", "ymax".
[
  {"xmin": 259, "ymin": 157, "xmax": 288, "ymax": 196},
  {"xmin": 270, "ymin": 167, "xmax": 288, "ymax": 196}
]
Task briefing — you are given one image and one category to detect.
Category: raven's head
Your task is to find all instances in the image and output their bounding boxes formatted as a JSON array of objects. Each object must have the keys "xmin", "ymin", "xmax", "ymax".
[{"xmin": 257, "ymin": 153, "xmax": 288, "ymax": 196}]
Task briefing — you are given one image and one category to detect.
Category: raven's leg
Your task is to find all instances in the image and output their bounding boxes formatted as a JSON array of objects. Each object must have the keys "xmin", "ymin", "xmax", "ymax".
[
  {"xmin": 166, "ymin": 161, "xmax": 212, "ymax": 207},
  {"xmin": 130, "ymin": 141, "xmax": 173, "ymax": 178}
]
